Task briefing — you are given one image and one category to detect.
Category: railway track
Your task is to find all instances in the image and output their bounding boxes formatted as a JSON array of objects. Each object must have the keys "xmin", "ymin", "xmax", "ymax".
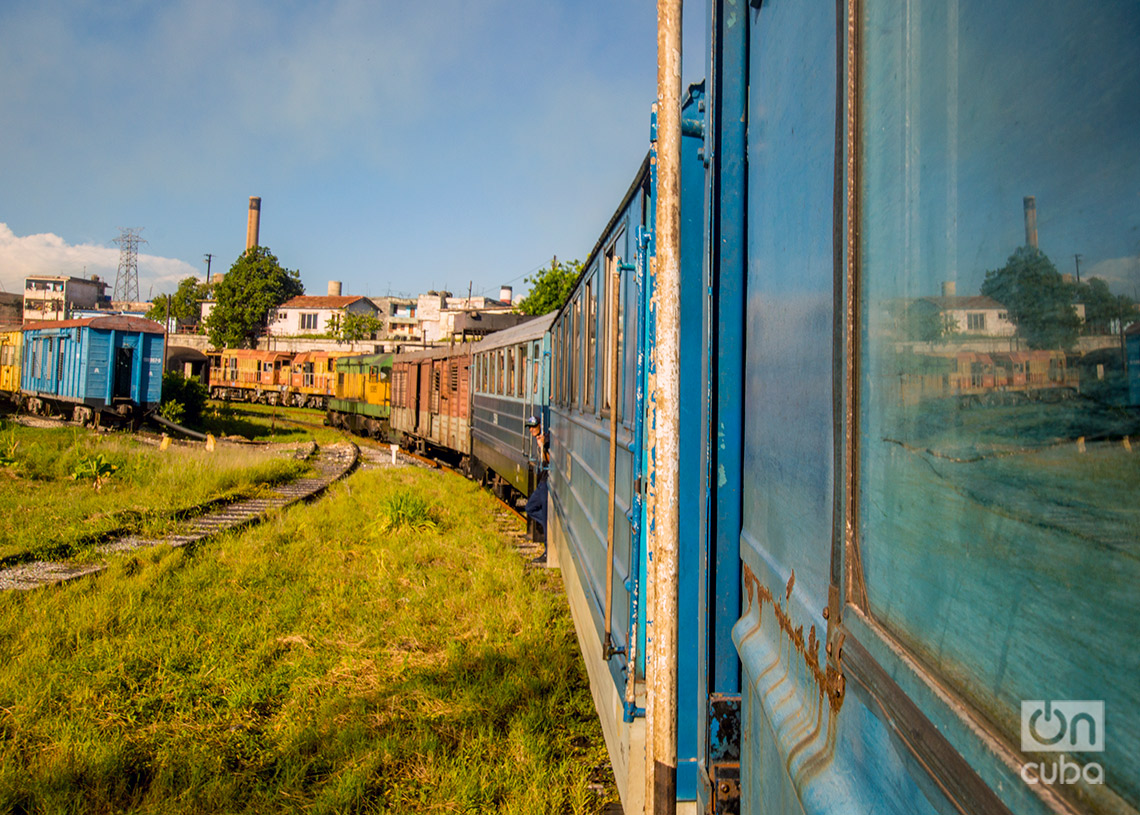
[{"xmin": 0, "ymin": 442, "xmax": 360, "ymax": 592}]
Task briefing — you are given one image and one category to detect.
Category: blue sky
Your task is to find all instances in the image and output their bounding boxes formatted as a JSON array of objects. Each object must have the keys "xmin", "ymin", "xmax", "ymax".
[{"xmin": 1, "ymin": 1, "xmax": 706, "ymax": 302}]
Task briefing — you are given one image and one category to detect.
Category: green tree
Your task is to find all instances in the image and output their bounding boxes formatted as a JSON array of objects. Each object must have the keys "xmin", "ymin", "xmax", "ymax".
[
  {"xmin": 980, "ymin": 246, "xmax": 1081, "ymax": 349},
  {"xmin": 515, "ymin": 257, "xmax": 581, "ymax": 315},
  {"xmin": 205, "ymin": 247, "xmax": 303, "ymax": 348},
  {"xmin": 160, "ymin": 371, "xmax": 208, "ymax": 424},
  {"xmin": 147, "ymin": 277, "xmax": 212, "ymax": 329},
  {"xmin": 338, "ymin": 312, "xmax": 383, "ymax": 342},
  {"xmin": 1074, "ymin": 277, "xmax": 1137, "ymax": 335}
]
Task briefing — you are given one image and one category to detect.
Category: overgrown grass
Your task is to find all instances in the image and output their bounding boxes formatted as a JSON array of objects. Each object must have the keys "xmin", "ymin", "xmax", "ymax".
[
  {"xmin": 197, "ymin": 401, "xmax": 346, "ymax": 444},
  {"xmin": 0, "ymin": 423, "xmax": 309, "ymax": 564},
  {"xmin": 376, "ymin": 490, "xmax": 442, "ymax": 533},
  {"xmin": 0, "ymin": 466, "xmax": 615, "ymax": 813}
]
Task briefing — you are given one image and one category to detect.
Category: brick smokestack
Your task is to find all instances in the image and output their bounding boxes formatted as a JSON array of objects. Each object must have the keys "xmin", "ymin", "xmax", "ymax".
[
  {"xmin": 246, "ymin": 196, "xmax": 261, "ymax": 252},
  {"xmin": 1023, "ymin": 196, "xmax": 1038, "ymax": 249}
]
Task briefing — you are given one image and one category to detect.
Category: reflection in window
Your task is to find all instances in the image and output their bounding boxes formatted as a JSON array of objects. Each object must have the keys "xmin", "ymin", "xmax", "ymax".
[{"xmin": 859, "ymin": 0, "xmax": 1139, "ymax": 807}]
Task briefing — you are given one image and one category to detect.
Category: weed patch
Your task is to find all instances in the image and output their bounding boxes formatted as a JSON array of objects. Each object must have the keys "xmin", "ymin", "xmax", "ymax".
[{"xmin": 375, "ymin": 490, "xmax": 441, "ymax": 533}]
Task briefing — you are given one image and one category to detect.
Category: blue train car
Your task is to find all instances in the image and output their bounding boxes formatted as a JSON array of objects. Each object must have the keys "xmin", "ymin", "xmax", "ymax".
[
  {"xmin": 693, "ymin": 1, "xmax": 1138, "ymax": 813},
  {"xmin": 21, "ymin": 316, "xmax": 164, "ymax": 425},
  {"xmin": 469, "ymin": 313, "xmax": 553, "ymax": 499},
  {"xmin": 550, "ymin": 3, "xmax": 1139, "ymax": 814},
  {"xmin": 546, "ymin": 83, "xmax": 707, "ymax": 812},
  {"xmin": 1128, "ymin": 325, "xmax": 1140, "ymax": 406}
]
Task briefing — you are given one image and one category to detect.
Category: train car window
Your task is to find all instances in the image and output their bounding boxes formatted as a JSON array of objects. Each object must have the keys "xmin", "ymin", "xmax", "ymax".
[
  {"xmin": 506, "ymin": 347, "xmax": 515, "ymax": 396},
  {"xmin": 520, "ymin": 343, "xmax": 529, "ymax": 398},
  {"xmin": 557, "ymin": 317, "xmax": 566, "ymax": 406},
  {"xmin": 585, "ymin": 279, "xmax": 595, "ymax": 410},
  {"xmin": 571, "ymin": 296, "xmax": 581, "ymax": 409},
  {"xmin": 858, "ymin": 0, "xmax": 1140, "ymax": 802},
  {"xmin": 450, "ymin": 362, "xmax": 458, "ymax": 393}
]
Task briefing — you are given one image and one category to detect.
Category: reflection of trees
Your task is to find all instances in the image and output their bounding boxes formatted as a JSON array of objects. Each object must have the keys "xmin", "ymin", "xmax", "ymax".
[
  {"xmin": 883, "ymin": 300, "xmax": 958, "ymax": 342},
  {"xmin": 981, "ymin": 247, "xmax": 1081, "ymax": 349},
  {"xmin": 1075, "ymin": 277, "xmax": 1138, "ymax": 335}
]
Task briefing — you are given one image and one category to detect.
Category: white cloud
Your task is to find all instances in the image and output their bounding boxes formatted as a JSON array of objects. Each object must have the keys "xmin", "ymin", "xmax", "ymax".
[{"xmin": 0, "ymin": 224, "xmax": 199, "ymax": 298}]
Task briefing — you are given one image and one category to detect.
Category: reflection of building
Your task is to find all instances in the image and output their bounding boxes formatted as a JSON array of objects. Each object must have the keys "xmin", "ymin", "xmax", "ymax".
[
  {"xmin": 23, "ymin": 275, "xmax": 110, "ymax": 322},
  {"xmin": 918, "ymin": 295, "xmax": 1017, "ymax": 337}
]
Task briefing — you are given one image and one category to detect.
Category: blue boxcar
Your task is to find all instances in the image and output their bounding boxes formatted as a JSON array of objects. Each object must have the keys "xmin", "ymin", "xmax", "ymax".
[
  {"xmin": 21, "ymin": 316, "xmax": 164, "ymax": 422},
  {"xmin": 469, "ymin": 313, "xmax": 553, "ymax": 498}
]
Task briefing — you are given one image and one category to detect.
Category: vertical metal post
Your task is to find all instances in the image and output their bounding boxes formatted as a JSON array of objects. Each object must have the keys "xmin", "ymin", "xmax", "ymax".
[
  {"xmin": 163, "ymin": 296, "xmax": 171, "ymax": 374},
  {"xmin": 648, "ymin": 0, "xmax": 682, "ymax": 811}
]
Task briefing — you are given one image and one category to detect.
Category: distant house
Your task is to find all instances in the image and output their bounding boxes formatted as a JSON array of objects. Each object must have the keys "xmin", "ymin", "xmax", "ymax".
[
  {"xmin": 23, "ymin": 275, "xmax": 110, "ymax": 322},
  {"xmin": 918, "ymin": 295, "xmax": 1017, "ymax": 337},
  {"xmin": 371, "ymin": 296, "xmax": 419, "ymax": 340},
  {"xmin": 415, "ymin": 290, "xmax": 515, "ymax": 343},
  {"xmin": 267, "ymin": 295, "xmax": 378, "ymax": 337}
]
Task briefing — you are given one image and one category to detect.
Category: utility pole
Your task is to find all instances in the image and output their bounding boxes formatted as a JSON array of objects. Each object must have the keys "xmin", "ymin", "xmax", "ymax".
[{"xmin": 204, "ymin": 253, "xmax": 214, "ymax": 284}]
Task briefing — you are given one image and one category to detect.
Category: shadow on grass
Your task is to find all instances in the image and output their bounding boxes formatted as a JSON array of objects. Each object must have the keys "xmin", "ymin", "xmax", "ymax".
[{"xmin": 0, "ymin": 623, "xmax": 616, "ymax": 814}]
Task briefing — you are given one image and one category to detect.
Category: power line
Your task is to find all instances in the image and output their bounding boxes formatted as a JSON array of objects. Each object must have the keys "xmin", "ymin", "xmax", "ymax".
[{"xmin": 113, "ymin": 227, "xmax": 146, "ymax": 302}]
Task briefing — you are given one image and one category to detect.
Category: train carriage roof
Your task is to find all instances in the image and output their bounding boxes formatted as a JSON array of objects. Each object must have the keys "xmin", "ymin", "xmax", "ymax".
[
  {"xmin": 469, "ymin": 313, "xmax": 555, "ymax": 353},
  {"xmin": 22, "ymin": 315, "xmax": 164, "ymax": 334}
]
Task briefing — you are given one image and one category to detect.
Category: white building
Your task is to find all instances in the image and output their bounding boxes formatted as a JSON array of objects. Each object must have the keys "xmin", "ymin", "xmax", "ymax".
[
  {"xmin": 920, "ymin": 295, "xmax": 1017, "ymax": 337},
  {"xmin": 415, "ymin": 289, "xmax": 515, "ymax": 343},
  {"xmin": 23, "ymin": 275, "xmax": 110, "ymax": 322},
  {"xmin": 268, "ymin": 294, "xmax": 378, "ymax": 337}
]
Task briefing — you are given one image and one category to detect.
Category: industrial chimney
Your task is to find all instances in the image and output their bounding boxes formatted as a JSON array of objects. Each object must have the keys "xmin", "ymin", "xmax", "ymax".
[
  {"xmin": 246, "ymin": 196, "xmax": 261, "ymax": 251},
  {"xmin": 328, "ymin": 281, "xmax": 343, "ymax": 297},
  {"xmin": 1023, "ymin": 196, "xmax": 1038, "ymax": 249},
  {"xmin": 941, "ymin": 281, "xmax": 957, "ymax": 297},
  {"xmin": 500, "ymin": 285, "xmax": 513, "ymax": 303}
]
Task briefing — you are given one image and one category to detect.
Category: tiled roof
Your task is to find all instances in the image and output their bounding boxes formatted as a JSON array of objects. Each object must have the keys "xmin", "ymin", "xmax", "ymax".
[{"xmin": 278, "ymin": 295, "xmax": 371, "ymax": 309}]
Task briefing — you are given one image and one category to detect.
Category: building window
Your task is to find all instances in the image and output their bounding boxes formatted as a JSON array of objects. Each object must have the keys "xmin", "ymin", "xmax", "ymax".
[
  {"xmin": 966, "ymin": 312, "xmax": 986, "ymax": 331},
  {"xmin": 300, "ymin": 313, "xmax": 319, "ymax": 330}
]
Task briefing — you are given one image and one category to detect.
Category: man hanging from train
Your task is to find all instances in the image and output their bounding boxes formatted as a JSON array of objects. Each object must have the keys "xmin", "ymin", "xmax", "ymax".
[{"xmin": 524, "ymin": 415, "xmax": 549, "ymax": 562}]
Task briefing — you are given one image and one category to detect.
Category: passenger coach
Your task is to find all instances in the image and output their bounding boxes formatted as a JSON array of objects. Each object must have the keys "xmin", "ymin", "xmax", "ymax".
[{"xmin": 468, "ymin": 314, "xmax": 553, "ymax": 500}]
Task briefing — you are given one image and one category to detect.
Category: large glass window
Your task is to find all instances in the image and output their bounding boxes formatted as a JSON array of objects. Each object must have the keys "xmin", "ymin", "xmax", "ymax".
[
  {"xmin": 859, "ymin": 1, "xmax": 1139, "ymax": 805},
  {"xmin": 585, "ymin": 278, "xmax": 596, "ymax": 411}
]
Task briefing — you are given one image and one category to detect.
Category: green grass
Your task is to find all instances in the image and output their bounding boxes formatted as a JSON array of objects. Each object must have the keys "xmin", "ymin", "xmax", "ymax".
[
  {"xmin": 0, "ymin": 423, "xmax": 309, "ymax": 564},
  {"xmin": 0, "ymin": 466, "xmax": 615, "ymax": 814},
  {"xmin": 197, "ymin": 401, "xmax": 347, "ymax": 444}
]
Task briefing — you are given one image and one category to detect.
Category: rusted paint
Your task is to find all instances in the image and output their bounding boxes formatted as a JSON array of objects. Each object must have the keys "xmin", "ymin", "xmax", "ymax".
[{"xmin": 742, "ymin": 563, "xmax": 846, "ymax": 714}]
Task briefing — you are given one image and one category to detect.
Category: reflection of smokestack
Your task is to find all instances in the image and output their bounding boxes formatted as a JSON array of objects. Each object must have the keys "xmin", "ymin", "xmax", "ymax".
[
  {"xmin": 328, "ymin": 281, "xmax": 342, "ymax": 297},
  {"xmin": 1023, "ymin": 196, "xmax": 1038, "ymax": 249},
  {"xmin": 246, "ymin": 196, "xmax": 261, "ymax": 251},
  {"xmin": 941, "ymin": 281, "xmax": 956, "ymax": 297}
]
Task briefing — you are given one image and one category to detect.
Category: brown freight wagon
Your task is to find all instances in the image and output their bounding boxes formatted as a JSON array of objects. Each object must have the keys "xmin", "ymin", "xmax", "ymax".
[{"xmin": 390, "ymin": 345, "xmax": 471, "ymax": 459}]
